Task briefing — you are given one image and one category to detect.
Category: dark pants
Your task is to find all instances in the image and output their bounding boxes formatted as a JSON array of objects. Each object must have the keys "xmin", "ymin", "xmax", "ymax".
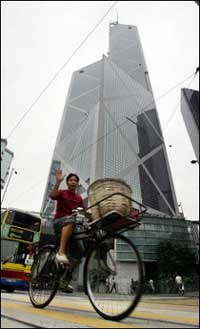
[{"xmin": 110, "ymin": 283, "xmax": 117, "ymax": 293}]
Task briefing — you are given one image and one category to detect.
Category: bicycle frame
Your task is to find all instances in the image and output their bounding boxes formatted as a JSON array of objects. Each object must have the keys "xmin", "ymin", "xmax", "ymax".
[
  {"xmin": 35, "ymin": 193, "xmax": 147, "ymax": 282},
  {"xmin": 66, "ymin": 192, "xmax": 147, "ymax": 265},
  {"xmin": 29, "ymin": 193, "xmax": 147, "ymax": 319}
]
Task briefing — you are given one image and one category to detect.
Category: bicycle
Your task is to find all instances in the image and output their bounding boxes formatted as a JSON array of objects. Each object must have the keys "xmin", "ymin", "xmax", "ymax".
[{"xmin": 28, "ymin": 192, "xmax": 147, "ymax": 321}]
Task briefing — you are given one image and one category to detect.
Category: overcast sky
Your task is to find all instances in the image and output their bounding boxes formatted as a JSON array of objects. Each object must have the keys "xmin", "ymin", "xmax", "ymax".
[{"xmin": 1, "ymin": 1, "xmax": 199, "ymax": 220}]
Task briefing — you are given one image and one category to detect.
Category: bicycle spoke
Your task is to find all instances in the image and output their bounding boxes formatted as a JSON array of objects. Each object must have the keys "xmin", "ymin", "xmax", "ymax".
[
  {"xmin": 28, "ymin": 247, "xmax": 59, "ymax": 308},
  {"xmin": 85, "ymin": 233, "xmax": 143, "ymax": 320}
]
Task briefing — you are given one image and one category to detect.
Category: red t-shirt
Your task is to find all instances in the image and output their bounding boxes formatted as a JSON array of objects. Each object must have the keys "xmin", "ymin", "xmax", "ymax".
[{"xmin": 50, "ymin": 189, "xmax": 85, "ymax": 219}]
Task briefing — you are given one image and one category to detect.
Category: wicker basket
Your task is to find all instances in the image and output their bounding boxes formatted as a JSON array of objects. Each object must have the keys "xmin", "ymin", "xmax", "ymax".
[{"xmin": 87, "ymin": 178, "xmax": 132, "ymax": 222}]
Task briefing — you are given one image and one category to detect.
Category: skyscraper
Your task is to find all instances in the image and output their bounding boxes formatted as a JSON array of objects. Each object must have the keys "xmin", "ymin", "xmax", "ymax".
[
  {"xmin": 41, "ymin": 23, "xmax": 179, "ymax": 217},
  {"xmin": 181, "ymin": 88, "xmax": 199, "ymax": 163}
]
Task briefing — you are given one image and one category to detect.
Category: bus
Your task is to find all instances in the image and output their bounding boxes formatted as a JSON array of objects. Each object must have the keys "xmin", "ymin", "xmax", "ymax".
[{"xmin": 1, "ymin": 208, "xmax": 42, "ymax": 292}]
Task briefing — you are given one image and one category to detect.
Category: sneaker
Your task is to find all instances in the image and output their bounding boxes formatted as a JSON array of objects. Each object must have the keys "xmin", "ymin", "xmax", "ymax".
[
  {"xmin": 59, "ymin": 280, "xmax": 74, "ymax": 293},
  {"xmin": 65, "ymin": 284, "xmax": 74, "ymax": 293},
  {"xmin": 55, "ymin": 253, "xmax": 70, "ymax": 264}
]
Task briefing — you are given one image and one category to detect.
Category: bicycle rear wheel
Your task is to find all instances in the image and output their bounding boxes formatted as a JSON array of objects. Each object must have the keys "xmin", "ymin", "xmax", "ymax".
[
  {"xmin": 84, "ymin": 233, "xmax": 144, "ymax": 320},
  {"xmin": 28, "ymin": 246, "xmax": 59, "ymax": 308}
]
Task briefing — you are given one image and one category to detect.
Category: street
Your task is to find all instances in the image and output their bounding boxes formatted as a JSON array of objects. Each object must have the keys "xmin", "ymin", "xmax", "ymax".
[{"xmin": 1, "ymin": 291, "xmax": 199, "ymax": 328}]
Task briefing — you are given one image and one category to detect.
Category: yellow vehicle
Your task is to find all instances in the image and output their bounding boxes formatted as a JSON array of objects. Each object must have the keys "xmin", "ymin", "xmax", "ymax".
[{"xmin": 1, "ymin": 208, "xmax": 41, "ymax": 292}]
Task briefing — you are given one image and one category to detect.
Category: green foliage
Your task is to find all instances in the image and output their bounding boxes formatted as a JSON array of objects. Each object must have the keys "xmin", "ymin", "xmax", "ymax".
[{"xmin": 157, "ymin": 240, "xmax": 196, "ymax": 277}]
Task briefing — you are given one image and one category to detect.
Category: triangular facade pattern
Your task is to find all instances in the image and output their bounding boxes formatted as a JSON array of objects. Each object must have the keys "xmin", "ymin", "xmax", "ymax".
[{"xmin": 41, "ymin": 24, "xmax": 179, "ymax": 217}]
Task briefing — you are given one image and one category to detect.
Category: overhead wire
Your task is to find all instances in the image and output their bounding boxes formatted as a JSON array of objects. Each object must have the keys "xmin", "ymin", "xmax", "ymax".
[
  {"xmin": 163, "ymin": 73, "xmax": 198, "ymax": 131},
  {"xmin": 5, "ymin": 1, "xmax": 119, "ymax": 141},
  {"xmin": 69, "ymin": 71, "xmax": 196, "ymax": 163},
  {"xmin": 3, "ymin": 1, "xmax": 198, "ymax": 209},
  {"xmin": 5, "ymin": 70, "xmax": 197, "ymax": 208},
  {"xmin": 2, "ymin": 1, "xmax": 119, "ymax": 207},
  {"xmin": 3, "ymin": 176, "xmax": 45, "ymax": 207}
]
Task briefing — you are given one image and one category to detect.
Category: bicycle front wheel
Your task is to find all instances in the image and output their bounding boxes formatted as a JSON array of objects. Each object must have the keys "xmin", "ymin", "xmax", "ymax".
[
  {"xmin": 84, "ymin": 233, "xmax": 144, "ymax": 321},
  {"xmin": 28, "ymin": 246, "xmax": 59, "ymax": 308}
]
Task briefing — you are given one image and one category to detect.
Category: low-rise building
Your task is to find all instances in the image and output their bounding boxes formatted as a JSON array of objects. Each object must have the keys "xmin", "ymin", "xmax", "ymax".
[{"xmin": 1, "ymin": 139, "xmax": 14, "ymax": 190}]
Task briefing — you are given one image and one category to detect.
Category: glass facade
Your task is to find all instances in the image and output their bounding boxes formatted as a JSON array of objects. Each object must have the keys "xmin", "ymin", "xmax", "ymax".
[
  {"xmin": 181, "ymin": 88, "xmax": 199, "ymax": 162},
  {"xmin": 120, "ymin": 215, "xmax": 198, "ymax": 262},
  {"xmin": 41, "ymin": 23, "xmax": 179, "ymax": 217},
  {"xmin": 182, "ymin": 88, "xmax": 199, "ymax": 129}
]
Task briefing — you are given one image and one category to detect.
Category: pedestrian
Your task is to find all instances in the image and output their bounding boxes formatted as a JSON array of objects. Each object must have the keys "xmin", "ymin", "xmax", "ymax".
[
  {"xmin": 130, "ymin": 278, "xmax": 136, "ymax": 294},
  {"xmin": 25, "ymin": 244, "xmax": 34, "ymax": 266},
  {"xmin": 105, "ymin": 277, "xmax": 110, "ymax": 293},
  {"xmin": 110, "ymin": 276, "xmax": 117, "ymax": 293},
  {"xmin": 175, "ymin": 273, "xmax": 184, "ymax": 295},
  {"xmin": 149, "ymin": 279, "xmax": 155, "ymax": 293},
  {"xmin": 181, "ymin": 282, "xmax": 185, "ymax": 295}
]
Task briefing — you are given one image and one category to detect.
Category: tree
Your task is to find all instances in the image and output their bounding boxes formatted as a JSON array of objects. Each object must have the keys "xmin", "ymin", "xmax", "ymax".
[{"xmin": 157, "ymin": 240, "xmax": 196, "ymax": 277}]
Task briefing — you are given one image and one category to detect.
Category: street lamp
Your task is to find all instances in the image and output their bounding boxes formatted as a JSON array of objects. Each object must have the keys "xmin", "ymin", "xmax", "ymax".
[
  {"xmin": 1, "ymin": 168, "xmax": 18, "ymax": 205},
  {"xmin": 190, "ymin": 160, "xmax": 198, "ymax": 164}
]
